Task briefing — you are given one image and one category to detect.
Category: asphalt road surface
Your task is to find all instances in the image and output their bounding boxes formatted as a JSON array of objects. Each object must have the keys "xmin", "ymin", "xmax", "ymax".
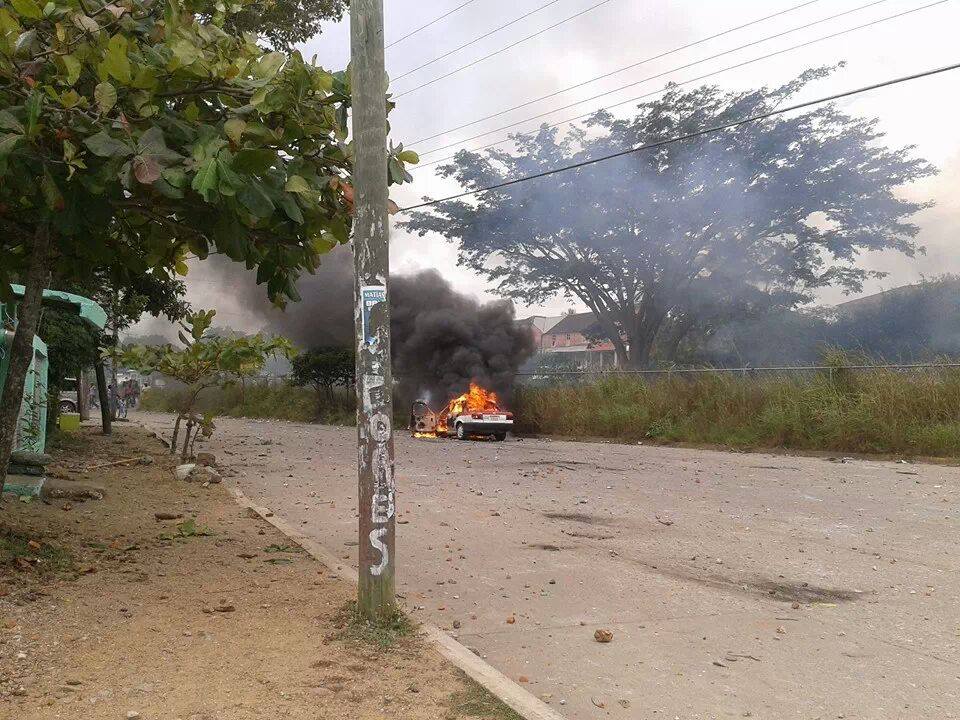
[{"xmin": 138, "ymin": 412, "xmax": 960, "ymax": 719}]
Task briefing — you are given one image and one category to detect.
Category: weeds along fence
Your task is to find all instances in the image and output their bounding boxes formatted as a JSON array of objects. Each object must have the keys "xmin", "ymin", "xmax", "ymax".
[
  {"xmin": 511, "ymin": 362, "xmax": 960, "ymax": 457},
  {"xmin": 140, "ymin": 363, "xmax": 960, "ymax": 457}
]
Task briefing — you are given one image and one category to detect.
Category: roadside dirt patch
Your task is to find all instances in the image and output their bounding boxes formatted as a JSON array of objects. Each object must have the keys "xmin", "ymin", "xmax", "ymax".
[{"xmin": 0, "ymin": 425, "xmax": 501, "ymax": 719}]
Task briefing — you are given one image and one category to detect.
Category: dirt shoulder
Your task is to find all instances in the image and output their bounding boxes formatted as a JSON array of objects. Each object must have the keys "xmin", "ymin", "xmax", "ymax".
[{"xmin": 1, "ymin": 424, "xmax": 514, "ymax": 720}]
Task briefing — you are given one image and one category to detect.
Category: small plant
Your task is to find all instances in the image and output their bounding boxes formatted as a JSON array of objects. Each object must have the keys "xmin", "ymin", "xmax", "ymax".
[
  {"xmin": 158, "ymin": 518, "xmax": 215, "ymax": 541},
  {"xmin": 113, "ymin": 310, "xmax": 295, "ymax": 460},
  {"xmin": 333, "ymin": 600, "xmax": 416, "ymax": 650}
]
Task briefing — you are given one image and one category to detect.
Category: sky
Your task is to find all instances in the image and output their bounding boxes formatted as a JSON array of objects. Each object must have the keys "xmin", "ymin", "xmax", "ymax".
[{"xmin": 152, "ymin": 0, "xmax": 960, "ymax": 333}]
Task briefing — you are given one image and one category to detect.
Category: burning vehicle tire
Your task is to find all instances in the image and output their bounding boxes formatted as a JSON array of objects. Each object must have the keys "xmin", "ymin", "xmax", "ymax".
[{"xmin": 412, "ymin": 383, "xmax": 514, "ymax": 441}]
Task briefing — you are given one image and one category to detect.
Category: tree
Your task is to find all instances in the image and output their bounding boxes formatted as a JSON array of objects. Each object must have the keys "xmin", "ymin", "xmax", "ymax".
[
  {"xmin": 115, "ymin": 309, "xmax": 294, "ymax": 459},
  {"xmin": 0, "ymin": 0, "xmax": 416, "ymax": 474},
  {"xmin": 290, "ymin": 345, "xmax": 354, "ymax": 411},
  {"xmin": 226, "ymin": 0, "xmax": 348, "ymax": 52},
  {"xmin": 404, "ymin": 68, "xmax": 935, "ymax": 368}
]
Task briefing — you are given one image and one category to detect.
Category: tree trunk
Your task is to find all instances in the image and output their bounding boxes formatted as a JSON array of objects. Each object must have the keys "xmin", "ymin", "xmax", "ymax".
[
  {"xmin": 94, "ymin": 360, "xmax": 112, "ymax": 435},
  {"xmin": 77, "ymin": 364, "xmax": 88, "ymax": 421},
  {"xmin": 0, "ymin": 226, "xmax": 51, "ymax": 481},
  {"xmin": 170, "ymin": 414, "xmax": 182, "ymax": 456},
  {"xmin": 181, "ymin": 418, "xmax": 193, "ymax": 461}
]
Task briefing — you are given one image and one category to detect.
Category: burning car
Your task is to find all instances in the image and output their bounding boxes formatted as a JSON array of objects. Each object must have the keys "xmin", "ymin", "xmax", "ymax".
[{"xmin": 411, "ymin": 383, "xmax": 513, "ymax": 441}]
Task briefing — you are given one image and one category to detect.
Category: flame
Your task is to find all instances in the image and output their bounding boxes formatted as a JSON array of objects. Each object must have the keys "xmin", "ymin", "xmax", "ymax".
[{"xmin": 413, "ymin": 382, "xmax": 502, "ymax": 437}]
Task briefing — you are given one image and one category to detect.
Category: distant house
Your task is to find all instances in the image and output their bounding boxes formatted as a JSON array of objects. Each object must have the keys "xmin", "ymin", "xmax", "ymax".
[
  {"xmin": 538, "ymin": 312, "xmax": 619, "ymax": 369},
  {"xmin": 515, "ymin": 314, "xmax": 564, "ymax": 349}
]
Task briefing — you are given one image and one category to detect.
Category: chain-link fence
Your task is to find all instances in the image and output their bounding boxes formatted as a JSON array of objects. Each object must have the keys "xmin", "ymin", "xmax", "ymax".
[{"xmin": 512, "ymin": 362, "xmax": 960, "ymax": 388}]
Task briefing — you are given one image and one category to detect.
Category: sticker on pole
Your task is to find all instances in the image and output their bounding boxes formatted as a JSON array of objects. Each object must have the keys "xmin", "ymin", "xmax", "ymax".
[{"xmin": 360, "ymin": 285, "xmax": 387, "ymax": 347}]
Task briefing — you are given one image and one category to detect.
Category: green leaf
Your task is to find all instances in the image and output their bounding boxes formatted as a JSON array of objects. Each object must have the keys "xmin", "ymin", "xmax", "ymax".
[
  {"xmin": 233, "ymin": 148, "xmax": 275, "ymax": 175},
  {"xmin": 59, "ymin": 89, "xmax": 80, "ymax": 108},
  {"xmin": 170, "ymin": 38, "xmax": 201, "ymax": 66},
  {"xmin": 215, "ymin": 155, "xmax": 243, "ymax": 196},
  {"xmin": 84, "ymin": 130, "xmax": 131, "ymax": 158},
  {"xmin": 161, "ymin": 166, "xmax": 186, "ymax": 188},
  {"xmin": 60, "ymin": 54, "xmax": 81, "ymax": 86},
  {"xmin": 0, "ymin": 110, "xmax": 24, "ymax": 134},
  {"xmin": 103, "ymin": 34, "xmax": 131, "ymax": 84},
  {"xmin": 11, "ymin": 0, "xmax": 42, "ymax": 20},
  {"xmin": 136, "ymin": 126, "xmax": 180, "ymax": 163},
  {"xmin": 237, "ymin": 181, "xmax": 275, "ymax": 218},
  {"xmin": 278, "ymin": 193, "xmax": 303, "ymax": 224},
  {"xmin": 223, "ymin": 117, "xmax": 245, "ymax": 144},
  {"xmin": 397, "ymin": 150, "xmax": 420, "ymax": 164},
  {"xmin": 254, "ymin": 51, "xmax": 285, "ymax": 80},
  {"xmin": 94, "ymin": 81, "xmax": 117, "ymax": 114},
  {"xmin": 25, "ymin": 91, "xmax": 41, "ymax": 136},
  {"xmin": 191, "ymin": 158, "xmax": 219, "ymax": 202},
  {"xmin": 0, "ymin": 133, "xmax": 22, "ymax": 176},
  {"xmin": 284, "ymin": 174, "xmax": 312, "ymax": 195},
  {"xmin": 41, "ymin": 169, "xmax": 62, "ymax": 210}
]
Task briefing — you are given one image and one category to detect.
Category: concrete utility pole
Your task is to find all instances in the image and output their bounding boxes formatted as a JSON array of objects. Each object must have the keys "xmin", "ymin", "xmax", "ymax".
[{"xmin": 350, "ymin": 0, "xmax": 397, "ymax": 622}]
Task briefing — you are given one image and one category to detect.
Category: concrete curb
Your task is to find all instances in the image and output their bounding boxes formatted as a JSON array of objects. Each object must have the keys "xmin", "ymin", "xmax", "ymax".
[{"xmin": 227, "ymin": 482, "xmax": 566, "ymax": 720}]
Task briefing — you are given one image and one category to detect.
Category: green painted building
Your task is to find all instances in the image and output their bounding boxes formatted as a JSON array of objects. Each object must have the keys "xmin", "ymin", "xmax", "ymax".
[{"xmin": 1, "ymin": 285, "xmax": 107, "ymax": 457}]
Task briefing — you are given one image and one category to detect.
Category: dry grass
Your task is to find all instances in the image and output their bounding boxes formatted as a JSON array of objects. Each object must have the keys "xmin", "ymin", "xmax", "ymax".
[{"xmin": 513, "ymin": 367, "xmax": 960, "ymax": 457}]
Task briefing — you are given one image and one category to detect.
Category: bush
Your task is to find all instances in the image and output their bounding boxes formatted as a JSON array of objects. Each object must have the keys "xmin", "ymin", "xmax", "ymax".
[{"xmin": 512, "ymin": 365, "xmax": 960, "ymax": 457}]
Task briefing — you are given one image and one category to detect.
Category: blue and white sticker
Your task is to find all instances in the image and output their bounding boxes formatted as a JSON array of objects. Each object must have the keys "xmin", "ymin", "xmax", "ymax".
[{"xmin": 360, "ymin": 285, "xmax": 387, "ymax": 346}]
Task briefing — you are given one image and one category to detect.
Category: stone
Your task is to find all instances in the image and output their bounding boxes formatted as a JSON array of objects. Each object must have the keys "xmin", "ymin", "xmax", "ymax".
[
  {"xmin": 10, "ymin": 450, "xmax": 52, "ymax": 467},
  {"xmin": 175, "ymin": 464, "xmax": 197, "ymax": 481},
  {"xmin": 126, "ymin": 711, "xmax": 141, "ymax": 719},
  {"xmin": 195, "ymin": 452, "xmax": 216, "ymax": 467},
  {"xmin": 154, "ymin": 512, "xmax": 183, "ymax": 521},
  {"xmin": 594, "ymin": 629, "xmax": 614, "ymax": 643},
  {"xmin": 41, "ymin": 479, "xmax": 105, "ymax": 502},
  {"xmin": 189, "ymin": 466, "xmax": 221, "ymax": 484}
]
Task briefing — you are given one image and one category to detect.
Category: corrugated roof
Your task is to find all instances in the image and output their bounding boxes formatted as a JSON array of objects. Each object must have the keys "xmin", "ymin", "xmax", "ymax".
[
  {"xmin": 9, "ymin": 285, "xmax": 107, "ymax": 329},
  {"xmin": 544, "ymin": 312, "xmax": 599, "ymax": 335}
]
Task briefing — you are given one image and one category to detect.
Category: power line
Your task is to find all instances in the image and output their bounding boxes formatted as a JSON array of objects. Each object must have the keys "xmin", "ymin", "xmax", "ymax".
[
  {"xmin": 415, "ymin": 0, "xmax": 895, "ymax": 157},
  {"xmin": 408, "ymin": 0, "xmax": 824, "ymax": 146},
  {"xmin": 392, "ymin": 0, "xmax": 563, "ymax": 81},
  {"xmin": 414, "ymin": 0, "xmax": 949, "ymax": 168},
  {"xmin": 393, "ymin": 0, "xmax": 618, "ymax": 99},
  {"xmin": 398, "ymin": 61, "xmax": 960, "ymax": 213},
  {"xmin": 386, "ymin": 1, "xmax": 480, "ymax": 49}
]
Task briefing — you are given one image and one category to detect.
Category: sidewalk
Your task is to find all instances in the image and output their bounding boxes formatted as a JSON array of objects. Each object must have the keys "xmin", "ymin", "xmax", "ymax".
[{"xmin": 1, "ymin": 424, "xmax": 518, "ymax": 720}]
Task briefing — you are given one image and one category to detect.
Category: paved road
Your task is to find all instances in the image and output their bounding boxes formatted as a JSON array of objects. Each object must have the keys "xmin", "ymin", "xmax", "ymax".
[{"xmin": 138, "ymin": 412, "xmax": 960, "ymax": 719}]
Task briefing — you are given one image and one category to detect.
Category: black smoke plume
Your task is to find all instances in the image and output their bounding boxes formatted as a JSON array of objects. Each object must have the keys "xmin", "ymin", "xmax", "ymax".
[{"xmin": 205, "ymin": 246, "xmax": 534, "ymax": 402}]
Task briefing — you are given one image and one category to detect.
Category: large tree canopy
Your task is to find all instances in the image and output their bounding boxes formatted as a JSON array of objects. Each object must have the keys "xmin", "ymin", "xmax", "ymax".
[{"xmin": 404, "ymin": 68, "xmax": 935, "ymax": 367}]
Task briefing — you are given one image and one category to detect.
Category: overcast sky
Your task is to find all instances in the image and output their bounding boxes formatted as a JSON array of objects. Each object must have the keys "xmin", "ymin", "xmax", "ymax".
[{"xmin": 166, "ymin": 0, "xmax": 960, "ymax": 332}]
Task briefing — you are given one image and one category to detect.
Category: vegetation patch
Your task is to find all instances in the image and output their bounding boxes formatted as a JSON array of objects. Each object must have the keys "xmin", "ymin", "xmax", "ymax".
[
  {"xmin": 513, "ymin": 360, "xmax": 960, "ymax": 458},
  {"xmin": 0, "ymin": 530, "xmax": 74, "ymax": 578},
  {"xmin": 446, "ymin": 672, "xmax": 524, "ymax": 720},
  {"xmin": 333, "ymin": 601, "xmax": 416, "ymax": 650}
]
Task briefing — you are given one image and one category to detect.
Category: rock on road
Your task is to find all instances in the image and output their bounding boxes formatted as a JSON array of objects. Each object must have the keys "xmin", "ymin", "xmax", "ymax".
[{"xmin": 137, "ymin": 412, "xmax": 960, "ymax": 719}]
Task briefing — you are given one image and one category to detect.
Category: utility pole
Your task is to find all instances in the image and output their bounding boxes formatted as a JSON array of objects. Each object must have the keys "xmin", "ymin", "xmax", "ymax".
[{"xmin": 350, "ymin": 0, "xmax": 396, "ymax": 622}]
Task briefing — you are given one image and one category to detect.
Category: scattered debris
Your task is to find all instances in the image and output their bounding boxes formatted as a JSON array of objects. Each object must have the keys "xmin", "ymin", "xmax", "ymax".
[{"xmin": 594, "ymin": 629, "xmax": 614, "ymax": 643}]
